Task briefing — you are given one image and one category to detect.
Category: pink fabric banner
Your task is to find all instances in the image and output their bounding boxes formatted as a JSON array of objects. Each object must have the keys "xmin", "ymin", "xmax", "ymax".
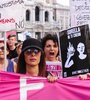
[{"xmin": 0, "ymin": 71, "xmax": 90, "ymax": 100}]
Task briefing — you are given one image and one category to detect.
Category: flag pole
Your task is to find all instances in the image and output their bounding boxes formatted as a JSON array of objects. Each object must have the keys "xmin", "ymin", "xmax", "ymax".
[{"xmin": 4, "ymin": 31, "xmax": 7, "ymax": 71}]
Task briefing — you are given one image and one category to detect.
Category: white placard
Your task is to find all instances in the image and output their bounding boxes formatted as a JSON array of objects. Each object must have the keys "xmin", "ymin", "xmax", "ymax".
[
  {"xmin": 0, "ymin": 0, "xmax": 24, "ymax": 31},
  {"xmin": 70, "ymin": 0, "xmax": 90, "ymax": 27}
]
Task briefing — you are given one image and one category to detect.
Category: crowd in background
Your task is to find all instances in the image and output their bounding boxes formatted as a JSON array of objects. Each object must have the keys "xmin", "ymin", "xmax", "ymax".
[{"xmin": 0, "ymin": 33, "xmax": 89, "ymax": 81}]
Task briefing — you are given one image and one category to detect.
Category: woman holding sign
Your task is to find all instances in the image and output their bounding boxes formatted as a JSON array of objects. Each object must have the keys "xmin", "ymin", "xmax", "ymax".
[
  {"xmin": 42, "ymin": 34, "xmax": 62, "ymax": 79},
  {"xmin": 42, "ymin": 34, "xmax": 88, "ymax": 80},
  {"xmin": 17, "ymin": 38, "xmax": 57, "ymax": 82}
]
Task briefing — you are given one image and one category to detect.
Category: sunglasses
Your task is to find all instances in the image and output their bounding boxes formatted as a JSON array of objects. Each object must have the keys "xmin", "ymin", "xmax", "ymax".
[
  {"xmin": 0, "ymin": 46, "xmax": 4, "ymax": 51},
  {"xmin": 24, "ymin": 49, "xmax": 40, "ymax": 55}
]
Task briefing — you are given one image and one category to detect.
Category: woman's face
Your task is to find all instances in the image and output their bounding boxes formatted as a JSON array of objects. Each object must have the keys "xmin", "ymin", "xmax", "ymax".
[
  {"xmin": 44, "ymin": 40, "xmax": 59, "ymax": 61},
  {"xmin": 24, "ymin": 48, "xmax": 41, "ymax": 67},
  {"xmin": 77, "ymin": 43, "xmax": 85, "ymax": 53},
  {"xmin": 0, "ymin": 49, "xmax": 9, "ymax": 60},
  {"xmin": 0, "ymin": 43, "xmax": 9, "ymax": 59}
]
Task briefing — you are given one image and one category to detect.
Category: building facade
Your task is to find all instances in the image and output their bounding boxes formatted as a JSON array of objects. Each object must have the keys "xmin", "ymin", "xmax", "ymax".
[{"xmin": 23, "ymin": 0, "xmax": 70, "ymax": 39}]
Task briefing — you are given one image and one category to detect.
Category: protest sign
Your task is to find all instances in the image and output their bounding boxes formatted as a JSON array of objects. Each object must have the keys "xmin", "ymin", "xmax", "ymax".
[
  {"xmin": 59, "ymin": 24, "xmax": 90, "ymax": 77},
  {"xmin": 70, "ymin": 0, "xmax": 90, "ymax": 27},
  {"xmin": 0, "ymin": 0, "xmax": 24, "ymax": 31},
  {"xmin": 46, "ymin": 61, "xmax": 62, "ymax": 78}
]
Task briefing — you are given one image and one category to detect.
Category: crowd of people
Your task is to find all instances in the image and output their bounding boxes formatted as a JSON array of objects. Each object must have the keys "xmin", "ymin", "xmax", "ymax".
[{"xmin": 0, "ymin": 33, "xmax": 90, "ymax": 81}]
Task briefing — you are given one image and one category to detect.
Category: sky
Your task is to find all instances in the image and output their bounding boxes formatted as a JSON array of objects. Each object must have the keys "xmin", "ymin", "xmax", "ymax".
[{"xmin": 57, "ymin": 0, "xmax": 69, "ymax": 6}]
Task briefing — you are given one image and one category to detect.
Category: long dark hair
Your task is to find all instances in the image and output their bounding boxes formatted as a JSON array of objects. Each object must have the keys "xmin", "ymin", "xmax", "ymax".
[{"xmin": 17, "ymin": 50, "xmax": 46, "ymax": 77}]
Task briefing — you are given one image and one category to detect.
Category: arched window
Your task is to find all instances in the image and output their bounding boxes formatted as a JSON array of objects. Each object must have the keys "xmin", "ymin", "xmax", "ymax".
[
  {"xmin": 26, "ymin": 10, "xmax": 30, "ymax": 21},
  {"xmin": 53, "ymin": 9, "xmax": 56, "ymax": 21},
  {"xmin": 45, "ymin": 11, "xmax": 49, "ymax": 22},
  {"xmin": 35, "ymin": 6, "xmax": 40, "ymax": 21}
]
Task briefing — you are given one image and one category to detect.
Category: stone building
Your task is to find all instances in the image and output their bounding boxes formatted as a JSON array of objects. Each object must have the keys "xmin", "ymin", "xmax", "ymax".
[{"xmin": 19, "ymin": 0, "xmax": 70, "ymax": 39}]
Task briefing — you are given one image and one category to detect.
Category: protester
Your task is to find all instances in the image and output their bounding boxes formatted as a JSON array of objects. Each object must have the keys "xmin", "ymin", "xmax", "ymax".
[
  {"xmin": 42, "ymin": 34, "xmax": 60, "ymax": 61},
  {"xmin": 0, "ymin": 42, "xmax": 17, "ymax": 72},
  {"xmin": 17, "ymin": 38, "xmax": 57, "ymax": 82},
  {"xmin": 7, "ymin": 34, "xmax": 18, "ymax": 59},
  {"xmin": 42, "ymin": 34, "xmax": 88, "ymax": 80},
  {"xmin": 42, "ymin": 34, "xmax": 62, "ymax": 79},
  {"xmin": 12, "ymin": 40, "xmax": 23, "ymax": 63}
]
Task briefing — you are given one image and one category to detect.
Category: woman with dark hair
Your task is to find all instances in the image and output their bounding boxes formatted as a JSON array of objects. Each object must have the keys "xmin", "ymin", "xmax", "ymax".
[
  {"xmin": 42, "ymin": 34, "xmax": 62, "ymax": 78},
  {"xmin": 42, "ymin": 34, "xmax": 60, "ymax": 61},
  {"xmin": 17, "ymin": 38, "xmax": 45, "ymax": 76},
  {"xmin": 17, "ymin": 38, "xmax": 57, "ymax": 82}
]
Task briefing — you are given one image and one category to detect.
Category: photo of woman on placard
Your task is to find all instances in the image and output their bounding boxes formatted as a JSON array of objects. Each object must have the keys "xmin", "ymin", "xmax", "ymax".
[{"xmin": 77, "ymin": 42, "xmax": 87, "ymax": 60}]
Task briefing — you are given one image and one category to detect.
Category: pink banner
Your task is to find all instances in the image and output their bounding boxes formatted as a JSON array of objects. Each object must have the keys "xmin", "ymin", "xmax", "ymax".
[{"xmin": 0, "ymin": 71, "xmax": 90, "ymax": 100}]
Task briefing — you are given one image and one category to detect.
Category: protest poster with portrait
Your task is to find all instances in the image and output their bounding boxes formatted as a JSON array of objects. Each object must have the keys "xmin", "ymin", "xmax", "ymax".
[{"xmin": 59, "ymin": 24, "xmax": 90, "ymax": 78}]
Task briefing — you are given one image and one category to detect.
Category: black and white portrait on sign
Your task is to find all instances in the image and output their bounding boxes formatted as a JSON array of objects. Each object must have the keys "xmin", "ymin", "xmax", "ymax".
[
  {"xmin": 65, "ymin": 42, "xmax": 87, "ymax": 68},
  {"xmin": 59, "ymin": 25, "xmax": 90, "ymax": 78},
  {"xmin": 77, "ymin": 42, "xmax": 87, "ymax": 60}
]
